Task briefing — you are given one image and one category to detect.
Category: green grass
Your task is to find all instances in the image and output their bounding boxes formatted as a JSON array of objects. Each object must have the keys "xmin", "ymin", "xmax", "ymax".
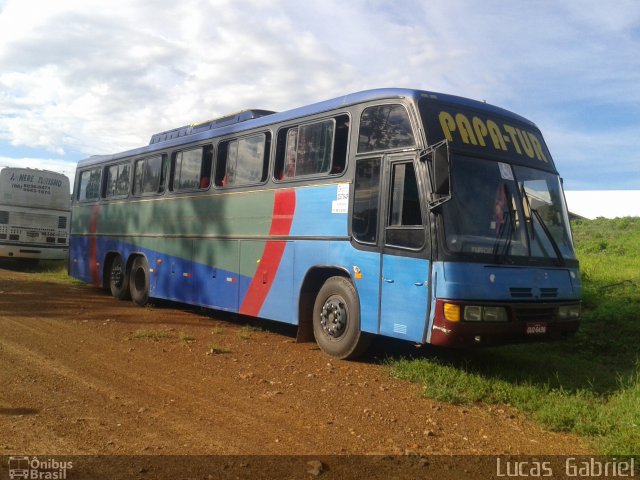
[
  {"xmin": 41, "ymin": 263, "xmax": 85, "ymax": 285},
  {"xmin": 388, "ymin": 217, "xmax": 640, "ymax": 455},
  {"xmin": 0, "ymin": 259, "xmax": 83, "ymax": 285},
  {"xmin": 206, "ymin": 343, "xmax": 231, "ymax": 355},
  {"xmin": 128, "ymin": 329, "xmax": 174, "ymax": 341},
  {"xmin": 238, "ymin": 325, "xmax": 262, "ymax": 340},
  {"xmin": 179, "ymin": 332, "xmax": 196, "ymax": 343}
]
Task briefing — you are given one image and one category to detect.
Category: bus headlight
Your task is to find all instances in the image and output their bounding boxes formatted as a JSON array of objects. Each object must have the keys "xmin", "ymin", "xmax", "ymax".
[
  {"xmin": 558, "ymin": 305, "xmax": 581, "ymax": 319},
  {"xmin": 463, "ymin": 306, "xmax": 482, "ymax": 321},
  {"xmin": 482, "ymin": 306, "xmax": 508, "ymax": 322},
  {"xmin": 464, "ymin": 306, "xmax": 508, "ymax": 322}
]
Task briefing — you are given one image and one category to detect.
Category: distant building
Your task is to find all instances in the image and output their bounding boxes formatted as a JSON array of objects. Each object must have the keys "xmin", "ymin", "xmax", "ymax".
[{"xmin": 564, "ymin": 191, "xmax": 640, "ymax": 219}]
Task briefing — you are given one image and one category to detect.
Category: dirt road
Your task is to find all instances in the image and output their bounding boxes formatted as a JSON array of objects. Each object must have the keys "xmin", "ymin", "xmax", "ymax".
[{"xmin": 0, "ymin": 265, "xmax": 592, "ymax": 456}]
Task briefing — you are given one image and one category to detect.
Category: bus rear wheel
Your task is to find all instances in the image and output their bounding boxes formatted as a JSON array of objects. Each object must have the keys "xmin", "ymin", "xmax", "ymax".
[
  {"xmin": 312, "ymin": 276, "xmax": 370, "ymax": 360},
  {"xmin": 129, "ymin": 256, "xmax": 149, "ymax": 306},
  {"xmin": 109, "ymin": 254, "xmax": 130, "ymax": 300}
]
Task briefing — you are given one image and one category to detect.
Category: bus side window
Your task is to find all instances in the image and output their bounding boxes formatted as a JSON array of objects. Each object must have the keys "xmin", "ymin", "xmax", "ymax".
[
  {"xmin": 225, "ymin": 140, "xmax": 238, "ymax": 186},
  {"xmin": 78, "ymin": 168, "xmax": 102, "ymax": 201},
  {"xmin": 296, "ymin": 120, "xmax": 333, "ymax": 176},
  {"xmin": 117, "ymin": 164, "xmax": 131, "ymax": 196},
  {"xmin": 273, "ymin": 128, "xmax": 288, "ymax": 180},
  {"xmin": 104, "ymin": 165, "xmax": 116, "ymax": 198},
  {"xmin": 358, "ymin": 104, "xmax": 415, "ymax": 153},
  {"xmin": 274, "ymin": 115, "xmax": 348, "ymax": 181},
  {"xmin": 284, "ymin": 129, "xmax": 298, "ymax": 178},
  {"xmin": 133, "ymin": 155, "xmax": 166, "ymax": 195},
  {"xmin": 214, "ymin": 142, "xmax": 229, "ymax": 187},
  {"xmin": 200, "ymin": 145, "xmax": 213, "ymax": 189},
  {"xmin": 216, "ymin": 134, "xmax": 269, "ymax": 187},
  {"xmin": 331, "ymin": 116, "xmax": 349, "ymax": 175},
  {"xmin": 352, "ymin": 157, "xmax": 381, "ymax": 244},
  {"xmin": 172, "ymin": 145, "xmax": 213, "ymax": 192},
  {"xmin": 104, "ymin": 163, "xmax": 131, "ymax": 198},
  {"xmin": 235, "ymin": 134, "xmax": 269, "ymax": 185}
]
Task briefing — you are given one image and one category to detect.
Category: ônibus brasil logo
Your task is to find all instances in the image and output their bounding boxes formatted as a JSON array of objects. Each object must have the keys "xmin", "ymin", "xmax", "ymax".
[{"xmin": 7, "ymin": 457, "xmax": 73, "ymax": 479}]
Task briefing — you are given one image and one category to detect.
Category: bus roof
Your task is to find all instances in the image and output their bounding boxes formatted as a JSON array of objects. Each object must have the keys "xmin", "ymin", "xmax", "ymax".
[{"xmin": 77, "ymin": 88, "xmax": 536, "ymax": 168}]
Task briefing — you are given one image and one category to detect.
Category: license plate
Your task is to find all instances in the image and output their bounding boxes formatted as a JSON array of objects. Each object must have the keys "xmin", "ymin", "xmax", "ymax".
[
  {"xmin": 27, "ymin": 231, "xmax": 39, "ymax": 238},
  {"xmin": 526, "ymin": 322, "xmax": 547, "ymax": 335}
]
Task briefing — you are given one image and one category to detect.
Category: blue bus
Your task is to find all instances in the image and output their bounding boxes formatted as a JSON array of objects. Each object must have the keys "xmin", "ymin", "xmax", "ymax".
[{"xmin": 69, "ymin": 88, "xmax": 581, "ymax": 359}]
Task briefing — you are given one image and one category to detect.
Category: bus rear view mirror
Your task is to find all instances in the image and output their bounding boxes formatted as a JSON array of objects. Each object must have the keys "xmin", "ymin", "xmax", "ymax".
[
  {"xmin": 421, "ymin": 140, "xmax": 451, "ymax": 207},
  {"xmin": 432, "ymin": 144, "xmax": 450, "ymax": 195}
]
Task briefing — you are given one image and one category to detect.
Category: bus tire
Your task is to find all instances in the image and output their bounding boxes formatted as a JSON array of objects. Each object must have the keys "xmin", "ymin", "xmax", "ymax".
[
  {"xmin": 129, "ymin": 256, "xmax": 149, "ymax": 306},
  {"xmin": 109, "ymin": 254, "xmax": 130, "ymax": 300},
  {"xmin": 312, "ymin": 276, "xmax": 370, "ymax": 360}
]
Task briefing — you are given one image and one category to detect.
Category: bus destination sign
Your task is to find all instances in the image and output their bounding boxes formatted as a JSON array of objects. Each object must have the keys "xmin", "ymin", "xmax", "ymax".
[
  {"xmin": 420, "ymin": 99, "xmax": 556, "ymax": 172},
  {"xmin": 438, "ymin": 110, "xmax": 549, "ymax": 163}
]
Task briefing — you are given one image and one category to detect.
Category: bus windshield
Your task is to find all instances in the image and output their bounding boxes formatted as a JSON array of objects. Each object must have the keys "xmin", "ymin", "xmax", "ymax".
[{"xmin": 441, "ymin": 156, "xmax": 576, "ymax": 263}]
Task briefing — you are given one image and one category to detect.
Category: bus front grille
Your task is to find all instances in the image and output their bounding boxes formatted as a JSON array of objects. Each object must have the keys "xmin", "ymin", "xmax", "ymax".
[
  {"xmin": 514, "ymin": 307, "xmax": 556, "ymax": 322},
  {"xmin": 511, "ymin": 287, "xmax": 559, "ymax": 299},
  {"xmin": 510, "ymin": 287, "xmax": 533, "ymax": 299}
]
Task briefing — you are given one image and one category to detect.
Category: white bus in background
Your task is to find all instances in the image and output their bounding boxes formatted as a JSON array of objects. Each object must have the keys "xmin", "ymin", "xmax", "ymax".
[{"xmin": 0, "ymin": 167, "xmax": 71, "ymax": 262}]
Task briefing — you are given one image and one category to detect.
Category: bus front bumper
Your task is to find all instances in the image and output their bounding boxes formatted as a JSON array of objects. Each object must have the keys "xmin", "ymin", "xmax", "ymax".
[
  {"xmin": 0, "ymin": 243, "xmax": 69, "ymax": 260},
  {"xmin": 429, "ymin": 299, "xmax": 581, "ymax": 348}
]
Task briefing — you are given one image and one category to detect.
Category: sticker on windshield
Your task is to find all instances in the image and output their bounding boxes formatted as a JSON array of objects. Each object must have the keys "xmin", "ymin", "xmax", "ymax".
[{"xmin": 498, "ymin": 162, "xmax": 514, "ymax": 181}]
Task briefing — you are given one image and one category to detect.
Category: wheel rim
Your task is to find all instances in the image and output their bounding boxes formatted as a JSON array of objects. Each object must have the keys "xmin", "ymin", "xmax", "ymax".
[
  {"xmin": 111, "ymin": 260, "xmax": 124, "ymax": 288},
  {"xmin": 320, "ymin": 295, "xmax": 348, "ymax": 339}
]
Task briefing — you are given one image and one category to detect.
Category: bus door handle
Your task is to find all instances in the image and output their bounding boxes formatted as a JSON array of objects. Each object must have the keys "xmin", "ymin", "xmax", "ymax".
[
  {"xmin": 414, "ymin": 281, "xmax": 426, "ymax": 287},
  {"xmin": 383, "ymin": 278, "xmax": 394, "ymax": 283}
]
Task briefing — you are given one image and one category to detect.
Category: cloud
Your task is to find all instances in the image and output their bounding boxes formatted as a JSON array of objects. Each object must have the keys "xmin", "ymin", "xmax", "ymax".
[
  {"xmin": 0, "ymin": 0, "xmax": 365, "ymax": 156},
  {"xmin": 0, "ymin": 0, "xmax": 638, "ymax": 190},
  {"xmin": 543, "ymin": 122, "xmax": 640, "ymax": 190}
]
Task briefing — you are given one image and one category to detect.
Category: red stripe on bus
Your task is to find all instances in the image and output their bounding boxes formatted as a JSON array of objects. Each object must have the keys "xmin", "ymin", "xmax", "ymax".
[
  {"xmin": 88, "ymin": 204, "xmax": 101, "ymax": 286},
  {"xmin": 239, "ymin": 189, "xmax": 296, "ymax": 316}
]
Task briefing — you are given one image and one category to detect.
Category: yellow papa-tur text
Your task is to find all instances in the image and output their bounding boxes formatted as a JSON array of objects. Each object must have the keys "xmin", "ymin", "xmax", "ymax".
[{"xmin": 438, "ymin": 111, "xmax": 549, "ymax": 163}]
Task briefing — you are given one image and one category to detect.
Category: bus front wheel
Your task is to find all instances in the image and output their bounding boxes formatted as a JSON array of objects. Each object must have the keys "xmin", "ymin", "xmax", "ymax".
[
  {"xmin": 129, "ymin": 256, "xmax": 149, "ymax": 306},
  {"xmin": 109, "ymin": 254, "xmax": 130, "ymax": 300},
  {"xmin": 312, "ymin": 276, "xmax": 370, "ymax": 360}
]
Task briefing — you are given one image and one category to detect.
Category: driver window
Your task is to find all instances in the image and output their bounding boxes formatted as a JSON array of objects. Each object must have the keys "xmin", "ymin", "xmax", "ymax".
[{"xmin": 386, "ymin": 162, "xmax": 424, "ymax": 249}]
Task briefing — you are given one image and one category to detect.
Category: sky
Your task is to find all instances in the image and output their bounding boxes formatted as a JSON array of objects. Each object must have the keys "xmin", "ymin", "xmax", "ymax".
[{"xmin": 0, "ymin": 0, "xmax": 638, "ymax": 194}]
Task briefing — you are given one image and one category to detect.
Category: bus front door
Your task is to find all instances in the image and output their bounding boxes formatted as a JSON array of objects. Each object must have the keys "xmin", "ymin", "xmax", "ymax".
[{"xmin": 379, "ymin": 158, "xmax": 430, "ymax": 342}]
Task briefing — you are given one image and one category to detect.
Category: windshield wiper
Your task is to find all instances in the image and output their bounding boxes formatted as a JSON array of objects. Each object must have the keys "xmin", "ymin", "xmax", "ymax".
[
  {"xmin": 531, "ymin": 209, "xmax": 565, "ymax": 266},
  {"xmin": 520, "ymin": 183, "xmax": 534, "ymax": 241},
  {"xmin": 493, "ymin": 186, "xmax": 515, "ymax": 263},
  {"xmin": 519, "ymin": 185, "xmax": 565, "ymax": 267}
]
